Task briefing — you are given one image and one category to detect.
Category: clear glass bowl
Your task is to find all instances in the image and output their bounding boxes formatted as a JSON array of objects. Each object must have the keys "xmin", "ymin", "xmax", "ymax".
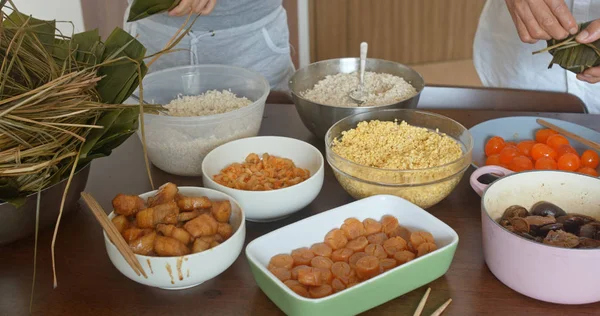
[
  {"xmin": 325, "ymin": 109, "xmax": 473, "ymax": 209},
  {"xmin": 134, "ymin": 65, "xmax": 270, "ymax": 176}
]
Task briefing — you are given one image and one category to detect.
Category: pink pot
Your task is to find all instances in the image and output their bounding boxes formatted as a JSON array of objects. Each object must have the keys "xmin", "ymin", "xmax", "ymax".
[{"xmin": 470, "ymin": 166, "xmax": 600, "ymax": 305}]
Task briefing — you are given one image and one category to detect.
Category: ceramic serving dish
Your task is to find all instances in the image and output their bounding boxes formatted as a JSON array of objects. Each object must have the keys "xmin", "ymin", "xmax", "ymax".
[
  {"xmin": 471, "ymin": 166, "xmax": 600, "ymax": 304},
  {"xmin": 245, "ymin": 195, "xmax": 459, "ymax": 316},
  {"xmin": 468, "ymin": 116, "xmax": 600, "ymax": 168},
  {"xmin": 202, "ymin": 136, "xmax": 324, "ymax": 222},
  {"xmin": 104, "ymin": 187, "xmax": 246, "ymax": 290}
]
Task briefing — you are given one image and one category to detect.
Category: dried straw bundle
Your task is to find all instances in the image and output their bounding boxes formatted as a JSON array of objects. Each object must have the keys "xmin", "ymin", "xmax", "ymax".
[{"xmin": 0, "ymin": 1, "xmax": 198, "ymax": 295}]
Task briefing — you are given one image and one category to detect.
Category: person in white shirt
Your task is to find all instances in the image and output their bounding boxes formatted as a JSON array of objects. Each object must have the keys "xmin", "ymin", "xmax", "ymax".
[{"xmin": 473, "ymin": 0, "xmax": 600, "ymax": 113}]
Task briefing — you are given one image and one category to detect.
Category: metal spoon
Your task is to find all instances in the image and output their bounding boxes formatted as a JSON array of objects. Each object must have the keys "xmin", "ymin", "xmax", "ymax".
[{"xmin": 349, "ymin": 42, "xmax": 368, "ymax": 104}]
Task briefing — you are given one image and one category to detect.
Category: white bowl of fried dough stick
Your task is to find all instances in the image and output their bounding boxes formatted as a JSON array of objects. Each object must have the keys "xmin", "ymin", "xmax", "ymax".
[{"xmin": 104, "ymin": 183, "xmax": 246, "ymax": 290}]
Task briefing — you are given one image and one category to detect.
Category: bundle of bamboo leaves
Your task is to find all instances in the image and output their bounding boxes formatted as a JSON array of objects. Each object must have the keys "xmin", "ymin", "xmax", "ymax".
[
  {"xmin": 533, "ymin": 21, "xmax": 600, "ymax": 73},
  {"xmin": 0, "ymin": 5, "xmax": 150, "ymax": 206}
]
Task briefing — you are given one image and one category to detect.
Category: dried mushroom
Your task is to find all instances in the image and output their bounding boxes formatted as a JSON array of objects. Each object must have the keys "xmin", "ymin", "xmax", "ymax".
[
  {"xmin": 497, "ymin": 201, "xmax": 600, "ymax": 249},
  {"xmin": 502, "ymin": 205, "xmax": 529, "ymax": 220},
  {"xmin": 530, "ymin": 201, "xmax": 567, "ymax": 218},
  {"xmin": 543, "ymin": 230, "xmax": 580, "ymax": 248}
]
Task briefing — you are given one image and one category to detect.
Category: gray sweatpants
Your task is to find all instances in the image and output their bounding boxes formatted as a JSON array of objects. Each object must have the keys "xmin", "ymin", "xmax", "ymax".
[{"xmin": 124, "ymin": 6, "xmax": 295, "ymax": 92}]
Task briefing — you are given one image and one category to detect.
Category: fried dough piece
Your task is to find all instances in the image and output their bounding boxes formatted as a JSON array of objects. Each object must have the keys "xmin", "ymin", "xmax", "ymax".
[
  {"xmin": 177, "ymin": 196, "xmax": 211, "ymax": 211},
  {"xmin": 147, "ymin": 182, "xmax": 178, "ymax": 207},
  {"xmin": 154, "ymin": 235, "xmax": 190, "ymax": 256},
  {"xmin": 136, "ymin": 202, "xmax": 179, "ymax": 228},
  {"xmin": 156, "ymin": 224, "xmax": 192, "ymax": 245},
  {"xmin": 112, "ymin": 194, "xmax": 145, "ymax": 216},
  {"xmin": 177, "ymin": 210, "xmax": 204, "ymax": 222},
  {"xmin": 192, "ymin": 239, "xmax": 211, "ymax": 253},
  {"xmin": 111, "ymin": 215, "xmax": 129, "ymax": 233},
  {"xmin": 183, "ymin": 213, "xmax": 218, "ymax": 237},
  {"xmin": 129, "ymin": 231, "xmax": 156, "ymax": 255},
  {"xmin": 211, "ymin": 200, "xmax": 232, "ymax": 223}
]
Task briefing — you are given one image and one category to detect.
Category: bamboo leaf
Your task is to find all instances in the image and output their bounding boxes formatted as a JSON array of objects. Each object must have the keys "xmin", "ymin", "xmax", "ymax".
[
  {"xmin": 127, "ymin": 0, "xmax": 181, "ymax": 22},
  {"xmin": 96, "ymin": 28, "xmax": 146, "ymax": 104},
  {"xmin": 536, "ymin": 21, "xmax": 600, "ymax": 74}
]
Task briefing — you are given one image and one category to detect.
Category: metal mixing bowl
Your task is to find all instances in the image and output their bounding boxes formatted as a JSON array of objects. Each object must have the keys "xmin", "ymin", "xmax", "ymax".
[
  {"xmin": 0, "ymin": 164, "xmax": 90, "ymax": 245},
  {"xmin": 289, "ymin": 58, "xmax": 425, "ymax": 139}
]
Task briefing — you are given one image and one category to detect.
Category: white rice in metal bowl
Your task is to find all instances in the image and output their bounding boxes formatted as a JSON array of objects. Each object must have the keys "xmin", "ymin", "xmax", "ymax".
[{"xmin": 300, "ymin": 71, "xmax": 417, "ymax": 107}]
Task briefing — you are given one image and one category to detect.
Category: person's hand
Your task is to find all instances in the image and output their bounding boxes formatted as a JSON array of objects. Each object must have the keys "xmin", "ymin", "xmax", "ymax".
[
  {"xmin": 575, "ymin": 20, "xmax": 600, "ymax": 84},
  {"xmin": 505, "ymin": 0, "xmax": 578, "ymax": 43},
  {"xmin": 169, "ymin": 0, "xmax": 217, "ymax": 17}
]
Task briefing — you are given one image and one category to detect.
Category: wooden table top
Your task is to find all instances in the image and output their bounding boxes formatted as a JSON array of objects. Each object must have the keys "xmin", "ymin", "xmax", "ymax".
[{"xmin": 2, "ymin": 103, "xmax": 600, "ymax": 316}]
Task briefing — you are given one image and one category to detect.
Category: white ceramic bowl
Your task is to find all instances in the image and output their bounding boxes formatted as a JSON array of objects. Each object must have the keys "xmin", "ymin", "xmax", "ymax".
[
  {"xmin": 104, "ymin": 187, "xmax": 246, "ymax": 290},
  {"xmin": 246, "ymin": 195, "xmax": 459, "ymax": 315},
  {"xmin": 201, "ymin": 136, "xmax": 324, "ymax": 222},
  {"xmin": 471, "ymin": 167, "xmax": 600, "ymax": 304}
]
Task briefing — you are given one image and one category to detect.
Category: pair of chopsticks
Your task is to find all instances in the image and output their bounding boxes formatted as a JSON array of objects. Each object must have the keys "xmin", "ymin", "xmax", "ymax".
[
  {"xmin": 81, "ymin": 192, "xmax": 148, "ymax": 278},
  {"xmin": 413, "ymin": 287, "xmax": 452, "ymax": 316},
  {"xmin": 537, "ymin": 119, "xmax": 600, "ymax": 152}
]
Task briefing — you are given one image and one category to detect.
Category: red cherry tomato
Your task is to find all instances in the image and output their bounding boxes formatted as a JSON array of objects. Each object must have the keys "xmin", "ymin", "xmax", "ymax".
[
  {"xmin": 534, "ymin": 157, "xmax": 557, "ymax": 170},
  {"xmin": 499, "ymin": 147, "xmax": 519, "ymax": 165},
  {"xmin": 485, "ymin": 154, "xmax": 501, "ymax": 166},
  {"xmin": 508, "ymin": 156, "xmax": 534, "ymax": 172},
  {"xmin": 485, "ymin": 136, "xmax": 505, "ymax": 156},
  {"xmin": 557, "ymin": 153, "xmax": 581, "ymax": 171},
  {"xmin": 546, "ymin": 134, "xmax": 570, "ymax": 150},
  {"xmin": 555, "ymin": 144, "xmax": 577, "ymax": 158},
  {"xmin": 531, "ymin": 143, "xmax": 558, "ymax": 161},
  {"xmin": 517, "ymin": 140, "xmax": 536, "ymax": 157},
  {"xmin": 578, "ymin": 167, "xmax": 599, "ymax": 177},
  {"xmin": 535, "ymin": 129, "xmax": 558, "ymax": 144},
  {"xmin": 581, "ymin": 150, "xmax": 600, "ymax": 169}
]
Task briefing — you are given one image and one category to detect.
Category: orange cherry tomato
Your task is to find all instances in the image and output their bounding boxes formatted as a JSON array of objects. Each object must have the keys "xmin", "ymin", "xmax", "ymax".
[
  {"xmin": 485, "ymin": 154, "xmax": 501, "ymax": 166},
  {"xmin": 546, "ymin": 134, "xmax": 570, "ymax": 150},
  {"xmin": 555, "ymin": 144, "xmax": 577, "ymax": 158},
  {"xmin": 531, "ymin": 143, "xmax": 558, "ymax": 161},
  {"xmin": 557, "ymin": 153, "xmax": 581, "ymax": 171},
  {"xmin": 516, "ymin": 140, "xmax": 536, "ymax": 157},
  {"xmin": 499, "ymin": 147, "xmax": 520, "ymax": 165},
  {"xmin": 508, "ymin": 156, "xmax": 533, "ymax": 172},
  {"xmin": 534, "ymin": 157, "xmax": 557, "ymax": 170},
  {"xmin": 535, "ymin": 129, "xmax": 558, "ymax": 144},
  {"xmin": 581, "ymin": 150, "xmax": 600, "ymax": 169},
  {"xmin": 578, "ymin": 167, "xmax": 599, "ymax": 177},
  {"xmin": 485, "ymin": 136, "xmax": 506, "ymax": 156}
]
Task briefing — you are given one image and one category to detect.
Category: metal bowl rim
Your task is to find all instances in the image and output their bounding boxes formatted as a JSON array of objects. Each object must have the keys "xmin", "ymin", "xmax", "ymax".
[
  {"xmin": 289, "ymin": 57, "xmax": 425, "ymax": 109},
  {"xmin": 0, "ymin": 162, "xmax": 91, "ymax": 207}
]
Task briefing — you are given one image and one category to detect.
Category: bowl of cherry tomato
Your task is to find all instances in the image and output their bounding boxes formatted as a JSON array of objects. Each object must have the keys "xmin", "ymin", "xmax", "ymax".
[{"xmin": 469, "ymin": 117, "xmax": 600, "ymax": 177}]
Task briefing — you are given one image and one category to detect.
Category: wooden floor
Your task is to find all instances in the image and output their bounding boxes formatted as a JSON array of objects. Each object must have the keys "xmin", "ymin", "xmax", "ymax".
[{"xmin": 411, "ymin": 59, "xmax": 482, "ymax": 87}]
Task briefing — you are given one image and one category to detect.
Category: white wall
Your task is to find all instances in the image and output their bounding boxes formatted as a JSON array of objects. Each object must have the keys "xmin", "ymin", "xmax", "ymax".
[{"xmin": 11, "ymin": 0, "xmax": 85, "ymax": 36}]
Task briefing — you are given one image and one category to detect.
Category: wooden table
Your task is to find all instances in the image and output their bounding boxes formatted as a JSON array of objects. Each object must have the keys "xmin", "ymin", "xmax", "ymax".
[{"xmin": 2, "ymin": 103, "xmax": 599, "ymax": 316}]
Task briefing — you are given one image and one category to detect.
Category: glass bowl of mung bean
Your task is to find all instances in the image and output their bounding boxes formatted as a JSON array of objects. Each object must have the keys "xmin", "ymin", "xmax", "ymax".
[{"xmin": 325, "ymin": 109, "xmax": 473, "ymax": 209}]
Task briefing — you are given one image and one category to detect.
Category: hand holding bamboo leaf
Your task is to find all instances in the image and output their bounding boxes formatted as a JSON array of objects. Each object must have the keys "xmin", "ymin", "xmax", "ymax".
[{"xmin": 533, "ymin": 20, "xmax": 600, "ymax": 78}]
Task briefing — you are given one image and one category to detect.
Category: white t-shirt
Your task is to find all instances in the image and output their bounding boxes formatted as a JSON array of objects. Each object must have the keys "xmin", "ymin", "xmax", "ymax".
[{"xmin": 473, "ymin": 0, "xmax": 600, "ymax": 113}]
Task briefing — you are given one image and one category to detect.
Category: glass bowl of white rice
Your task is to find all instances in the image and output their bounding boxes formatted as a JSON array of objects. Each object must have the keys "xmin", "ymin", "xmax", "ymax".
[{"xmin": 132, "ymin": 64, "xmax": 269, "ymax": 176}]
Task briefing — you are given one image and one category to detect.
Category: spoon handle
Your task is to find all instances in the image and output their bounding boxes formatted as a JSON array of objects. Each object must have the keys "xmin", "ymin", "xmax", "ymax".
[{"xmin": 359, "ymin": 42, "xmax": 368, "ymax": 87}]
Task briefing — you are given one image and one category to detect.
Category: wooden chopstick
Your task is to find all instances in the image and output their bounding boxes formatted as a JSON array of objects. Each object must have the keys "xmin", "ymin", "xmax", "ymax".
[
  {"xmin": 537, "ymin": 119, "xmax": 600, "ymax": 152},
  {"xmin": 81, "ymin": 192, "xmax": 148, "ymax": 278},
  {"xmin": 430, "ymin": 298, "xmax": 453, "ymax": 316},
  {"xmin": 413, "ymin": 287, "xmax": 431, "ymax": 316}
]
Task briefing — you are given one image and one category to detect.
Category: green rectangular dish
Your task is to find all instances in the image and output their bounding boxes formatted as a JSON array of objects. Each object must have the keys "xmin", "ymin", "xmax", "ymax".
[{"xmin": 245, "ymin": 194, "xmax": 459, "ymax": 316}]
